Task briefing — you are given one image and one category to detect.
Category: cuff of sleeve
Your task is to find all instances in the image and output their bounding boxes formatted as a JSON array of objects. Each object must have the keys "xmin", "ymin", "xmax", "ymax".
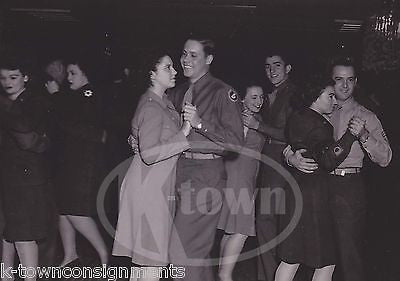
[
  {"xmin": 361, "ymin": 135, "xmax": 376, "ymax": 151},
  {"xmin": 341, "ymin": 130, "xmax": 357, "ymax": 145},
  {"xmin": 283, "ymin": 146, "xmax": 294, "ymax": 167},
  {"xmin": 196, "ymin": 119, "xmax": 211, "ymax": 134}
]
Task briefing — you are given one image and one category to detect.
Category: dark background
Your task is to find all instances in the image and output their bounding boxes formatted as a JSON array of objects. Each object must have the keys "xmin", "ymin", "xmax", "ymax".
[{"xmin": 0, "ymin": 1, "xmax": 399, "ymax": 280}]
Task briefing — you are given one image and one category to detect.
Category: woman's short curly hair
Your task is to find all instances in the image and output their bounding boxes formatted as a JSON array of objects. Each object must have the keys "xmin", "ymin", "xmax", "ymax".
[{"xmin": 301, "ymin": 75, "xmax": 335, "ymax": 107}]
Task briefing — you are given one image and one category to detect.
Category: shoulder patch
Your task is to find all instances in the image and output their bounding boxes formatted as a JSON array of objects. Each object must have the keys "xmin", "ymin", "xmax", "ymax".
[
  {"xmin": 333, "ymin": 145, "xmax": 343, "ymax": 156},
  {"xmin": 228, "ymin": 89, "xmax": 238, "ymax": 102},
  {"xmin": 83, "ymin": 89, "xmax": 93, "ymax": 97}
]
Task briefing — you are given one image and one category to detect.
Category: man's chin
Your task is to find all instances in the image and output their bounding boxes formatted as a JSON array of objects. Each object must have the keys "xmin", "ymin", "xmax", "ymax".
[{"xmin": 183, "ymin": 70, "xmax": 192, "ymax": 77}]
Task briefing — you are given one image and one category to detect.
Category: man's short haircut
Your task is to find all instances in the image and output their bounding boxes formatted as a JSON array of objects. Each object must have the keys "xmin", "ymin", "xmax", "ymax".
[
  {"xmin": 264, "ymin": 49, "xmax": 292, "ymax": 66},
  {"xmin": 329, "ymin": 55, "xmax": 358, "ymax": 77},
  {"xmin": 186, "ymin": 33, "xmax": 216, "ymax": 57}
]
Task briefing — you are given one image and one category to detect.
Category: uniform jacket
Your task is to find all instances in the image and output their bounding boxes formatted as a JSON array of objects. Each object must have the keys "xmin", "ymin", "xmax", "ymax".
[
  {"xmin": 55, "ymin": 84, "xmax": 106, "ymax": 190},
  {"xmin": 0, "ymin": 90, "xmax": 51, "ymax": 186},
  {"xmin": 132, "ymin": 90, "xmax": 190, "ymax": 164},
  {"xmin": 168, "ymin": 72, "xmax": 244, "ymax": 154},
  {"xmin": 112, "ymin": 90, "xmax": 190, "ymax": 265}
]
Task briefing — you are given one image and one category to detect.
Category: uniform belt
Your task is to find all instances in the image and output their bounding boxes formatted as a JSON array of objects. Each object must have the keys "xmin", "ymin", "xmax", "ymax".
[
  {"xmin": 183, "ymin": 152, "xmax": 221, "ymax": 160},
  {"xmin": 266, "ymin": 138, "xmax": 286, "ymax": 145},
  {"xmin": 331, "ymin": 167, "xmax": 361, "ymax": 176}
]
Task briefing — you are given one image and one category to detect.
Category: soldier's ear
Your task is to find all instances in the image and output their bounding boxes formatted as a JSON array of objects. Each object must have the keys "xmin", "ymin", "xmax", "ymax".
[
  {"xmin": 285, "ymin": 64, "xmax": 292, "ymax": 74},
  {"xmin": 150, "ymin": 71, "xmax": 156, "ymax": 81},
  {"xmin": 23, "ymin": 75, "xmax": 29, "ymax": 83},
  {"xmin": 206, "ymin": 55, "xmax": 213, "ymax": 65}
]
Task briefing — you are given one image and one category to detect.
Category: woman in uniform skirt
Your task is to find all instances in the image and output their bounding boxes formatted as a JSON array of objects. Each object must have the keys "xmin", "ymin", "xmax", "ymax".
[
  {"xmin": 275, "ymin": 77, "xmax": 358, "ymax": 281},
  {"xmin": 55, "ymin": 56, "xmax": 108, "ymax": 266},
  {"xmin": 0, "ymin": 57, "xmax": 52, "ymax": 281},
  {"xmin": 112, "ymin": 50, "xmax": 191, "ymax": 281},
  {"xmin": 217, "ymin": 83, "xmax": 265, "ymax": 281}
]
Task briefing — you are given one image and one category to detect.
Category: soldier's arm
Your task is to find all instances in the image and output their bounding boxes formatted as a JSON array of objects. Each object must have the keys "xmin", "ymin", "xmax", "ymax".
[
  {"xmin": 138, "ymin": 103, "xmax": 189, "ymax": 165},
  {"xmin": 195, "ymin": 88, "xmax": 244, "ymax": 150},
  {"xmin": 307, "ymin": 126, "xmax": 357, "ymax": 172},
  {"xmin": 247, "ymin": 103, "xmax": 292, "ymax": 142},
  {"xmin": 255, "ymin": 121, "xmax": 286, "ymax": 142},
  {"xmin": 360, "ymin": 114, "xmax": 392, "ymax": 167}
]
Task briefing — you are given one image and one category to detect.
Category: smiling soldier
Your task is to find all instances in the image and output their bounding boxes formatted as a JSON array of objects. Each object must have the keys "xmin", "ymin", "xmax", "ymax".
[{"xmin": 167, "ymin": 35, "xmax": 244, "ymax": 281}]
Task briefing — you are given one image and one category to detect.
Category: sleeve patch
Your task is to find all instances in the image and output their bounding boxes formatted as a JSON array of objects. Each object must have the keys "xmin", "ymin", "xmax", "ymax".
[
  {"xmin": 228, "ymin": 89, "xmax": 238, "ymax": 102},
  {"xmin": 83, "ymin": 89, "xmax": 93, "ymax": 97},
  {"xmin": 333, "ymin": 146, "xmax": 343, "ymax": 156}
]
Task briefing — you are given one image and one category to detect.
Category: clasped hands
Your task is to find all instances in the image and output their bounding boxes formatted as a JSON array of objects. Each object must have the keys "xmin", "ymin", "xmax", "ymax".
[
  {"xmin": 242, "ymin": 109, "xmax": 259, "ymax": 129},
  {"xmin": 287, "ymin": 116, "xmax": 369, "ymax": 173},
  {"xmin": 348, "ymin": 116, "xmax": 369, "ymax": 141},
  {"xmin": 182, "ymin": 103, "xmax": 201, "ymax": 128}
]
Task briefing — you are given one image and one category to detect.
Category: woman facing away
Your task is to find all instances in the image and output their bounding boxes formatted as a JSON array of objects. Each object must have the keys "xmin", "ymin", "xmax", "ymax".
[
  {"xmin": 55, "ymin": 56, "xmax": 108, "ymax": 266},
  {"xmin": 112, "ymin": 50, "xmax": 191, "ymax": 281},
  {"xmin": 217, "ymin": 83, "xmax": 266, "ymax": 281},
  {"xmin": 275, "ymin": 76, "xmax": 358, "ymax": 281}
]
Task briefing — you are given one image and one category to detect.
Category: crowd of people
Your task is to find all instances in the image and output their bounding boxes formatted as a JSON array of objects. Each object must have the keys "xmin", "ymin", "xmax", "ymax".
[{"xmin": 0, "ymin": 33, "xmax": 393, "ymax": 281}]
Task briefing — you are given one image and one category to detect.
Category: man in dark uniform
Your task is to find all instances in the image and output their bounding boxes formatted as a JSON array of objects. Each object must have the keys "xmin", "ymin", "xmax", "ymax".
[
  {"xmin": 243, "ymin": 51, "xmax": 296, "ymax": 281},
  {"xmin": 168, "ymin": 36, "xmax": 244, "ymax": 281},
  {"xmin": 285, "ymin": 56, "xmax": 392, "ymax": 281}
]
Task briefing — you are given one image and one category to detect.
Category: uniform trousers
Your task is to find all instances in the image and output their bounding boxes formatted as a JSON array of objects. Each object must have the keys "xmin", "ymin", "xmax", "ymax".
[
  {"xmin": 328, "ymin": 173, "xmax": 366, "ymax": 281},
  {"xmin": 169, "ymin": 157, "xmax": 225, "ymax": 281}
]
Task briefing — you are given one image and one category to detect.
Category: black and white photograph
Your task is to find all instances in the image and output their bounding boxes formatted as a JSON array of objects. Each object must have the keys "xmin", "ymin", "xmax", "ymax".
[{"xmin": 0, "ymin": 1, "xmax": 398, "ymax": 281}]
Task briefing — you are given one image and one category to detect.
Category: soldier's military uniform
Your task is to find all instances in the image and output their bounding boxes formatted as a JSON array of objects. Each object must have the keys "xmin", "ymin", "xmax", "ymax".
[
  {"xmin": 168, "ymin": 72, "xmax": 244, "ymax": 281},
  {"xmin": 328, "ymin": 97, "xmax": 391, "ymax": 281}
]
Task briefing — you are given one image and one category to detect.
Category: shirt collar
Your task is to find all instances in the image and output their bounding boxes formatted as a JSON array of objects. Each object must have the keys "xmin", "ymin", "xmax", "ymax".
[
  {"xmin": 147, "ymin": 90, "xmax": 170, "ymax": 109},
  {"xmin": 336, "ymin": 96, "xmax": 356, "ymax": 111},
  {"xmin": 15, "ymin": 89, "xmax": 29, "ymax": 102},
  {"xmin": 273, "ymin": 78, "xmax": 290, "ymax": 93},
  {"xmin": 191, "ymin": 72, "xmax": 211, "ymax": 91}
]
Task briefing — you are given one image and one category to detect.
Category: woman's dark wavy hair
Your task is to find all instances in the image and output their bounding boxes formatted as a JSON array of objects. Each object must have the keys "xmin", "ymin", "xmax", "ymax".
[
  {"xmin": 301, "ymin": 75, "xmax": 335, "ymax": 107},
  {"xmin": 238, "ymin": 79, "xmax": 267, "ymax": 100},
  {"xmin": 133, "ymin": 49, "xmax": 173, "ymax": 93},
  {"xmin": 65, "ymin": 52, "xmax": 98, "ymax": 83},
  {"xmin": 0, "ymin": 55, "xmax": 31, "ymax": 77}
]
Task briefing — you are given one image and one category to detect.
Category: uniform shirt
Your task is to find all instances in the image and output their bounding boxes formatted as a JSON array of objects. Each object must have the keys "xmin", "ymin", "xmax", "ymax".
[
  {"xmin": 132, "ymin": 90, "xmax": 190, "ymax": 164},
  {"xmin": 169, "ymin": 72, "xmax": 244, "ymax": 154},
  {"xmin": 330, "ymin": 97, "xmax": 392, "ymax": 168}
]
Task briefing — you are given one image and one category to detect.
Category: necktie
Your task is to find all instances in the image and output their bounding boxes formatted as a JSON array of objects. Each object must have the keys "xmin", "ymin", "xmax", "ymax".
[
  {"xmin": 181, "ymin": 84, "xmax": 194, "ymax": 123},
  {"xmin": 182, "ymin": 83, "xmax": 194, "ymax": 108},
  {"xmin": 269, "ymin": 88, "xmax": 278, "ymax": 108}
]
